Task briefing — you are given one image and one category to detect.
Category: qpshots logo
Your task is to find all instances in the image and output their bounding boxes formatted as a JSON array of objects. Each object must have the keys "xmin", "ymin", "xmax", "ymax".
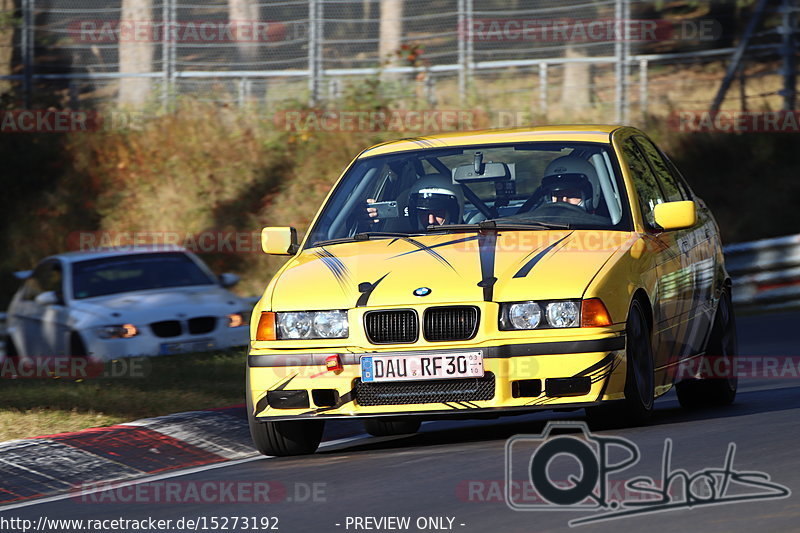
[{"xmin": 505, "ymin": 421, "xmax": 790, "ymax": 527}]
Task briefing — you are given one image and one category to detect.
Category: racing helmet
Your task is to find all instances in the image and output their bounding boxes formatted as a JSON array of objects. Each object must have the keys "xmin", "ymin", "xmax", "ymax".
[
  {"xmin": 541, "ymin": 156, "xmax": 601, "ymax": 212},
  {"xmin": 407, "ymin": 174, "xmax": 465, "ymax": 229}
]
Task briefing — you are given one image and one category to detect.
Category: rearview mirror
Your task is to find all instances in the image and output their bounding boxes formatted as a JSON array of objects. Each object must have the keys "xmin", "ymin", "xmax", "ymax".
[
  {"xmin": 34, "ymin": 291, "xmax": 59, "ymax": 306},
  {"xmin": 653, "ymin": 200, "xmax": 696, "ymax": 231},
  {"xmin": 218, "ymin": 273, "xmax": 240, "ymax": 288},
  {"xmin": 261, "ymin": 227, "xmax": 299, "ymax": 255},
  {"xmin": 453, "ymin": 162, "xmax": 512, "ymax": 182}
]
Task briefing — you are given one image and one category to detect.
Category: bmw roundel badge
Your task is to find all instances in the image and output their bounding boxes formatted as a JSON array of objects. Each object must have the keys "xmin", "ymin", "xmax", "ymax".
[{"xmin": 413, "ymin": 287, "xmax": 432, "ymax": 297}]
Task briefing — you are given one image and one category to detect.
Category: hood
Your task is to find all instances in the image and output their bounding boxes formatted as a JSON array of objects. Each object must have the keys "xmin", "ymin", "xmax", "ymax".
[
  {"xmin": 270, "ymin": 231, "xmax": 634, "ymax": 310},
  {"xmin": 70, "ymin": 285, "xmax": 248, "ymax": 324}
]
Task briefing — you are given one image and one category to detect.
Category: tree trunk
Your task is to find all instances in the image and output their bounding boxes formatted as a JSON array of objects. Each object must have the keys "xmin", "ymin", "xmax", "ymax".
[
  {"xmin": 378, "ymin": 0, "xmax": 403, "ymax": 67},
  {"xmin": 561, "ymin": 43, "xmax": 592, "ymax": 110},
  {"xmin": 228, "ymin": 0, "xmax": 259, "ymax": 64},
  {"xmin": 0, "ymin": 0, "xmax": 14, "ymax": 94},
  {"xmin": 118, "ymin": 0, "xmax": 154, "ymax": 108}
]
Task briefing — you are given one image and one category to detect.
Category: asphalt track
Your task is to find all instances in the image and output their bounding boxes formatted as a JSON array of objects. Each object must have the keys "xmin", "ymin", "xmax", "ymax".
[{"xmin": 4, "ymin": 311, "xmax": 800, "ymax": 533}]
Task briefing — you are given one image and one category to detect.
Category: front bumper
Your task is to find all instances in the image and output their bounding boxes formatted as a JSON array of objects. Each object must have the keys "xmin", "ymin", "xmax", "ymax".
[{"xmin": 247, "ymin": 335, "xmax": 627, "ymax": 421}]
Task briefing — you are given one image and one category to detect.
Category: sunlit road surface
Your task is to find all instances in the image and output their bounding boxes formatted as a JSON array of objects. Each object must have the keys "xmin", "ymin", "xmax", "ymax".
[{"xmin": 4, "ymin": 311, "xmax": 800, "ymax": 533}]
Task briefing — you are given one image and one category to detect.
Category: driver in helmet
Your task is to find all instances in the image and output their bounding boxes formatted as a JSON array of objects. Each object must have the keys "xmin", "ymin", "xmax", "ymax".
[
  {"xmin": 536, "ymin": 156, "xmax": 601, "ymax": 214},
  {"xmin": 367, "ymin": 174, "xmax": 464, "ymax": 229}
]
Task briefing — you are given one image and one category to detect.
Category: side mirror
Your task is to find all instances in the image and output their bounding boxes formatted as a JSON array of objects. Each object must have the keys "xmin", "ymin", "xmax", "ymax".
[
  {"xmin": 218, "ymin": 273, "xmax": 240, "ymax": 288},
  {"xmin": 653, "ymin": 200, "xmax": 696, "ymax": 231},
  {"xmin": 34, "ymin": 291, "xmax": 59, "ymax": 306},
  {"xmin": 261, "ymin": 227, "xmax": 299, "ymax": 255}
]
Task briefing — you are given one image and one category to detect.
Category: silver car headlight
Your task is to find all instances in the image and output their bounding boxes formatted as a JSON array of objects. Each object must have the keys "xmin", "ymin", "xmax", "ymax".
[
  {"xmin": 276, "ymin": 310, "xmax": 348, "ymax": 339},
  {"xmin": 500, "ymin": 300, "xmax": 581, "ymax": 330},
  {"xmin": 95, "ymin": 324, "xmax": 139, "ymax": 339}
]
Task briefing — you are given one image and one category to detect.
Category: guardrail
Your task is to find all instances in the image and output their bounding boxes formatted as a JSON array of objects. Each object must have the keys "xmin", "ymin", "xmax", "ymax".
[{"xmin": 725, "ymin": 233, "xmax": 800, "ymax": 312}]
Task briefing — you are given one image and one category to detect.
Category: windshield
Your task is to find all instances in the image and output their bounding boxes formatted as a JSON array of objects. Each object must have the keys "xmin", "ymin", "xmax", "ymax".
[
  {"xmin": 71, "ymin": 252, "xmax": 216, "ymax": 299},
  {"xmin": 305, "ymin": 142, "xmax": 631, "ymax": 248}
]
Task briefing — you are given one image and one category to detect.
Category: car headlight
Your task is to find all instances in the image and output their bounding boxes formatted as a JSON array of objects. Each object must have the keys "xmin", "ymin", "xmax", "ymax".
[
  {"xmin": 227, "ymin": 312, "xmax": 249, "ymax": 328},
  {"xmin": 546, "ymin": 301, "xmax": 580, "ymax": 328},
  {"xmin": 276, "ymin": 310, "xmax": 348, "ymax": 339},
  {"xmin": 500, "ymin": 300, "xmax": 581, "ymax": 330},
  {"xmin": 503, "ymin": 302, "xmax": 541, "ymax": 330},
  {"xmin": 95, "ymin": 324, "xmax": 139, "ymax": 339}
]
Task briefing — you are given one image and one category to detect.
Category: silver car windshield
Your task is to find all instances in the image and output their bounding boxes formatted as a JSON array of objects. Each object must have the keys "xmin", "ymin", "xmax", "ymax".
[{"xmin": 71, "ymin": 253, "xmax": 216, "ymax": 299}]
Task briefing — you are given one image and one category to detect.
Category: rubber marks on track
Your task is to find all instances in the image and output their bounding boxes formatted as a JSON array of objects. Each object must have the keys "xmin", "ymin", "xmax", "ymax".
[{"xmin": 0, "ymin": 406, "xmax": 254, "ymax": 505}]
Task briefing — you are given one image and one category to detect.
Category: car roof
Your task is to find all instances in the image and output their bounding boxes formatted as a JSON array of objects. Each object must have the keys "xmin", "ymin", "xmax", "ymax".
[
  {"xmin": 359, "ymin": 125, "xmax": 623, "ymax": 158},
  {"xmin": 45, "ymin": 245, "xmax": 191, "ymax": 264}
]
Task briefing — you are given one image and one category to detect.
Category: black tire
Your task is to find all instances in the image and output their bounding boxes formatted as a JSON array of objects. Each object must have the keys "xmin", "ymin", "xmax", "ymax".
[
  {"xmin": 3, "ymin": 336, "xmax": 19, "ymax": 359},
  {"xmin": 676, "ymin": 289, "xmax": 738, "ymax": 409},
  {"xmin": 245, "ymin": 373, "xmax": 324, "ymax": 457},
  {"xmin": 587, "ymin": 299, "xmax": 655, "ymax": 429},
  {"xmin": 70, "ymin": 332, "xmax": 88, "ymax": 357},
  {"xmin": 248, "ymin": 416, "xmax": 325, "ymax": 457},
  {"xmin": 363, "ymin": 418, "xmax": 421, "ymax": 437}
]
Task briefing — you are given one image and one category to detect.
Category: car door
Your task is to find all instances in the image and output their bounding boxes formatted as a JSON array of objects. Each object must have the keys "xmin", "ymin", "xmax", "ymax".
[
  {"xmin": 634, "ymin": 135, "xmax": 708, "ymax": 358},
  {"xmin": 13, "ymin": 260, "xmax": 70, "ymax": 356},
  {"xmin": 618, "ymin": 135, "xmax": 689, "ymax": 384}
]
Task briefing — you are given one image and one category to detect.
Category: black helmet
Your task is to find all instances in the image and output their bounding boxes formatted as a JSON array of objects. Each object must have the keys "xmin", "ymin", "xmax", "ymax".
[{"xmin": 407, "ymin": 174, "xmax": 464, "ymax": 229}]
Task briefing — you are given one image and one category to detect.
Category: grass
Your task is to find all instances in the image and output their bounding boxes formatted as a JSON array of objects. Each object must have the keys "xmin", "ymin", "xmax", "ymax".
[{"xmin": 0, "ymin": 349, "xmax": 246, "ymax": 441}]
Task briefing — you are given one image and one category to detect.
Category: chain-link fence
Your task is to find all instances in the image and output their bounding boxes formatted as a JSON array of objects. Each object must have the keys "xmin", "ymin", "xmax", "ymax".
[{"xmin": 2, "ymin": 0, "xmax": 797, "ymax": 122}]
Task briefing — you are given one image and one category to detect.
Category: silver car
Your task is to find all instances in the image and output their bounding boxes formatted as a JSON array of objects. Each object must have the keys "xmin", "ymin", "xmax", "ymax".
[{"xmin": 4, "ymin": 246, "xmax": 251, "ymax": 360}]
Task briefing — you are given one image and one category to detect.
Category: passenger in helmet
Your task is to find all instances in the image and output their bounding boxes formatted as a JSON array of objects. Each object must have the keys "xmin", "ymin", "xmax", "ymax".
[
  {"xmin": 407, "ymin": 174, "xmax": 465, "ymax": 229},
  {"xmin": 366, "ymin": 174, "xmax": 464, "ymax": 230}
]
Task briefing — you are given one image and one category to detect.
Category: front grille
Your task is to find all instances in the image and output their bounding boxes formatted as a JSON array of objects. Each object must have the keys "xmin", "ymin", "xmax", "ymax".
[
  {"xmin": 364, "ymin": 310, "xmax": 418, "ymax": 344},
  {"xmin": 424, "ymin": 306, "xmax": 479, "ymax": 341},
  {"xmin": 151, "ymin": 320, "xmax": 182, "ymax": 338},
  {"xmin": 188, "ymin": 317, "xmax": 216, "ymax": 334},
  {"xmin": 355, "ymin": 372, "xmax": 495, "ymax": 406}
]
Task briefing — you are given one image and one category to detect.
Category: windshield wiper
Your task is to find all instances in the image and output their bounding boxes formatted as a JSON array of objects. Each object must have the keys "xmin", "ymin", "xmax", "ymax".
[
  {"xmin": 313, "ymin": 232, "xmax": 422, "ymax": 247},
  {"xmin": 426, "ymin": 219, "xmax": 569, "ymax": 233}
]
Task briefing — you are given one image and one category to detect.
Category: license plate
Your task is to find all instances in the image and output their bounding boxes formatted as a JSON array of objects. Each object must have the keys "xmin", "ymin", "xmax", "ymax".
[
  {"xmin": 159, "ymin": 339, "xmax": 215, "ymax": 355},
  {"xmin": 361, "ymin": 351, "xmax": 484, "ymax": 383}
]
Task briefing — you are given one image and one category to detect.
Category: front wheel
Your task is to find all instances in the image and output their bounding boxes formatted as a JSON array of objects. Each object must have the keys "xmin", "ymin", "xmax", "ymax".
[
  {"xmin": 676, "ymin": 288, "xmax": 738, "ymax": 408},
  {"xmin": 587, "ymin": 299, "xmax": 655, "ymax": 429},
  {"xmin": 248, "ymin": 416, "xmax": 325, "ymax": 457}
]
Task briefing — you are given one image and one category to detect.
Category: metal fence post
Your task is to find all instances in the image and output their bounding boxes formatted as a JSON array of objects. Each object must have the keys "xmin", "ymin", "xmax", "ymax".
[
  {"xmin": 778, "ymin": 0, "xmax": 797, "ymax": 111},
  {"xmin": 466, "ymin": 0, "xmax": 474, "ymax": 99},
  {"xmin": 457, "ymin": 0, "xmax": 466, "ymax": 103},
  {"xmin": 539, "ymin": 62, "xmax": 548, "ymax": 118},
  {"xmin": 161, "ymin": 0, "xmax": 170, "ymax": 109},
  {"xmin": 639, "ymin": 58, "xmax": 648, "ymax": 123},
  {"xmin": 308, "ymin": 0, "xmax": 320, "ymax": 107},
  {"xmin": 21, "ymin": 0, "xmax": 33, "ymax": 108},
  {"xmin": 614, "ymin": 0, "xmax": 623, "ymax": 124}
]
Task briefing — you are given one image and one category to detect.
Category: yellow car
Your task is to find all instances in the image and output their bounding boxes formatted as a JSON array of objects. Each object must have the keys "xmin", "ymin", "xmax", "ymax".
[{"xmin": 247, "ymin": 125, "xmax": 737, "ymax": 456}]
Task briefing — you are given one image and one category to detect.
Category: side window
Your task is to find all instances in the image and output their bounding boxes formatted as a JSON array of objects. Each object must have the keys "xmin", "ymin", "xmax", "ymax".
[
  {"xmin": 634, "ymin": 136, "xmax": 687, "ymax": 202},
  {"xmin": 621, "ymin": 138, "xmax": 665, "ymax": 227}
]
